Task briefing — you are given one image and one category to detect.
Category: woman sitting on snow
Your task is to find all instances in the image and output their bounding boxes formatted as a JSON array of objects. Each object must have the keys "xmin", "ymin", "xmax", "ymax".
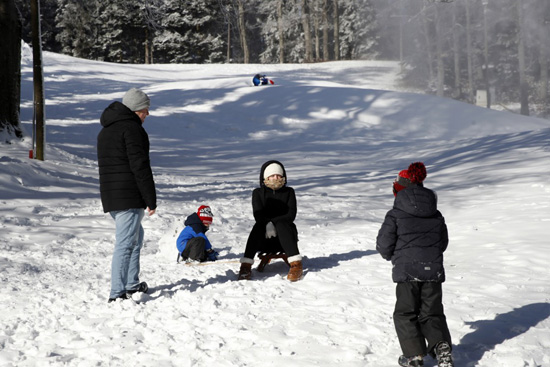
[{"xmin": 238, "ymin": 160, "xmax": 303, "ymax": 281}]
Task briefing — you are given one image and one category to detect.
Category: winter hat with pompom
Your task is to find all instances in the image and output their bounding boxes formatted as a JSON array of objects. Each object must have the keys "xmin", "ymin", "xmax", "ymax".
[
  {"xmin": 407, "ymin": 162, "xmax": 427, "ymax": 184},
  {"xmin": 392, "ymin": 162, "xmax": 427, "ymax": 196},
  {"xmin": 197, "ymin": 205, "xmax": 213, "ymax": 225}
]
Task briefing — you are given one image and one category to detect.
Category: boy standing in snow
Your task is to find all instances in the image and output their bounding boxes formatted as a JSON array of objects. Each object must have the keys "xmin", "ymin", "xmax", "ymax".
[
  {"xmin": 98, "ymin": 88, "xmax": 156, "ymax": 303},
  {"xmin": 238, "ymin": 160, "xmax": 303, "ymax": 281},
  {"xmin": 176, "ymin": 205, "xmax": 218, "ymax": 263},
  {"xmin": 376, "ymin": 162, "xmax": 454, "ymax": 367}
]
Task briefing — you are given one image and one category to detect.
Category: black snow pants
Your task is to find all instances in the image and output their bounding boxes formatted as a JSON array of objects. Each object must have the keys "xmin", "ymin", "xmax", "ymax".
[
  {"xmin": 244, "ymin": 221, "xmax": 299, "ymax": 259},
  {"xmin": 393, "ymin": 282, "xmax": 452, "ymax": 357},
  {"xmin": 180, "ymin": 237, "xmax": 207, "ymax": 262}
]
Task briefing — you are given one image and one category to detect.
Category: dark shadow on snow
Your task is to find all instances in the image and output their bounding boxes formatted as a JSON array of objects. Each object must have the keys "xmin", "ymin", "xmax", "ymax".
[
  {"xmin": 248, "ymin": 249, "xmax": 378, "ymax": 281},
  {"xmin": 304, "ymin": 249, "xmax": 378, "ymax": 272},
  {"xmin": 143, "ymin": 249, "xmax": 378, "ymax": 301},
  {"xmin": 453, "ymin": 302, "xmax": 550, "ymax": 367},
  {"xmin": 144, "ymin": 269, "xmax": 239, "ymax": 302}
]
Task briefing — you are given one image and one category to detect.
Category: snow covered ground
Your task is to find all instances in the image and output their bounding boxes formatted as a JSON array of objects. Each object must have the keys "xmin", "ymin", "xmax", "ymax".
[{"xmin": 1, "ymin": 47, "xmax": 549, "ymax": 367}]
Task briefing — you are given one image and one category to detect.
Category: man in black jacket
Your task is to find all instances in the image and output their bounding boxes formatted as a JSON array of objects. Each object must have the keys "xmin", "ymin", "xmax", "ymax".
[
  {"xmin": 97, "ymin": 88, "xmax": 157, "ymax": 303},
  {"xmin": 376, "ymin": 162, "xmax": 453, "ymax": 367}
]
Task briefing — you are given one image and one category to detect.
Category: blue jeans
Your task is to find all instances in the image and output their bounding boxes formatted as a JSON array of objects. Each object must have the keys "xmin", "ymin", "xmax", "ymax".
[{"xmin": 109, "ymin": 208, "xmax": 145, "ymax": 299}]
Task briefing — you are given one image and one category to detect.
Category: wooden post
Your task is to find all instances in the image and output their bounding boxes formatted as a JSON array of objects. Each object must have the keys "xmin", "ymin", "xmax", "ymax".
[{"xmin": 31, "ymin": 0, "xmax": 46, "ymax": 160}]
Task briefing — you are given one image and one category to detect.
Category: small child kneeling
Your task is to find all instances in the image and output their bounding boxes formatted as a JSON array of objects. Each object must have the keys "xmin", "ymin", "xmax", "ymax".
[{"xmin": 176, "ymin": 205, "xmax": 218, "ymax": 263}]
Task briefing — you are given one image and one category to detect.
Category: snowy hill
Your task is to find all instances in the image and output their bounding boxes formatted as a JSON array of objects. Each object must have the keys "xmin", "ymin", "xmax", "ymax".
[{"xmin": 0, "ymin": 50, "xmax": 549, "ymax": 367}]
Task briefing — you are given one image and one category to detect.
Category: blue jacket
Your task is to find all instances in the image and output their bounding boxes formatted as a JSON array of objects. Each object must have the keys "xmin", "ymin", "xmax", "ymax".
[{"xmin": 176, "ymin": 213, "xmax": 213, "ymax": 254}]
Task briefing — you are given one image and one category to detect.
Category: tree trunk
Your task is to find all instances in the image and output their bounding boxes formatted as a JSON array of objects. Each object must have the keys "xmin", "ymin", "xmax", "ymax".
[
  {"xmin": 0, "ymin": 0, "xmax": 23, "ymax": 140},
  {"xmin": 302, "ymin": 0, "xmax": 313, "ymax": 62},
  {"xmin": 399, "ymin": 0, "xmax": 404, "ymax": 73},
  {"xmin": 31, "ymin": 0, "xmax": 46, "ymax": 160},
  {"xmin": 314, "ymin": 2, "xmax": 320, "ymax": 62},
  {"xmin": 332, "ymin": 0, "xmax": 339, "ymax": 61},
  {"xmin": 465, "ymin": 0, "xmax": 475, "ymax": 103},
  {"xmin": 541, "ymin": 50, "xmax": 548, "ymax": 114},
  {"xmin": 236, "ymin": 0, "xmax": 249, "ymax": 63},
  {"xmin": 144, "ymin": 28, "xmax": 152, "ymax": 64},
  {"xmin": 322, "ymin": 0, "xmax": 329, "ymax": 61},
  {"xmin": 278, "ymin": 0, "xmax": 284, "ymax": 63},
  {"xmin": 517, "ymin": 0, "xmax": 529, "ymax": 115},
  {"xmin": 482, "ymin": 1, "xmax": 491, "ymax": 108},
  {"xmin": 452, "ymin": 1, "xmax": 461, "ymax": 98},
  {"xmin": 538, "ymin": 0, "xmax": 549, "ymax": 115},
  {"xmin": 435, "ymin": 4, "xmax": 444, "ymax": 97},
  {"xmin": 227, "ymin": 21, "xmax": 231, "ymax": 63},
  {"xmin": 421, "ymin": 4, "xmax": 434, "ymax": 87}
]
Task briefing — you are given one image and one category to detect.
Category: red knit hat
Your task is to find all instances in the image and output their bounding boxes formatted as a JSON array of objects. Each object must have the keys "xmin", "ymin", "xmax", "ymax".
[
  {"xmin": 393, "ymin": 170, "xmax": 411, "ymax": 196},
  {"xmin": 392, "ymin": 162, "xmax": 427, "ymax": 196},
  {"xmin": 407, "ymin": 162, "xmax": 427, "ymax": 184},
  {"xmin": 197, "ymin": 205, "xmax": 213, "ymax": 225}
]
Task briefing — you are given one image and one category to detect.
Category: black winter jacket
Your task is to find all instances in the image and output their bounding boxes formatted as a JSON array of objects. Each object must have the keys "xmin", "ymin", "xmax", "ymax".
[
  {"xmin": 97, "ymin": 101, "xmax": 157, "ymax": 213},
  {"xmin": 376, "ymin": 185, "xmax": 448, "ymax": 283},
  {"xmin": 252, "ymin": 160, "xmax": 297, "ymax": 227}
]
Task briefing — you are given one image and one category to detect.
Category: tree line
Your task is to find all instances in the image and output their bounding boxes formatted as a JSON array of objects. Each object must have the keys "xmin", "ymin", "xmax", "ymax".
[
  {"xmin": 374, "ymin": 0, "xmax": 550, "ymax": 116},
  {"xmin": 17, "ymin": 0, "xmax": 550, "ymax": 115},
  {"xmin": 14, "ymin": 0, "xmax": 378, "ymax": 64},
  {"xmin": 1, "ymin": 0, "xmax": 549, "ymax": 139}
]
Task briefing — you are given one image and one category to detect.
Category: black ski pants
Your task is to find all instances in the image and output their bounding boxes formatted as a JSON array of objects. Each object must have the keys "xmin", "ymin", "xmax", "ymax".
[
  {"xmin": 393, "ymin": 282, "xmax": 452, "ymax": 357},
  {"xmin": 180, "ymin": 237, "xmax": 207, "ymax": 262},
  {"xmin": 244, "ymin": 221, "xmax": 299, "ymax": 259}
]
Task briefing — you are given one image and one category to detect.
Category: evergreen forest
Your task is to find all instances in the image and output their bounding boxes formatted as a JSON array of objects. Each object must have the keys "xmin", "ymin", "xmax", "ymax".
[{"xmin": 12, "ymin": 0, "xmax": 550, "ymax": 116}]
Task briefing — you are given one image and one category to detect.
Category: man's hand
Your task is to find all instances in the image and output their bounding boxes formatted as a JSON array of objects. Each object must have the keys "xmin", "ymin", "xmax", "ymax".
[{"xmin": 147, "ymin": 207, "xmax": 156, "ymax": 216}]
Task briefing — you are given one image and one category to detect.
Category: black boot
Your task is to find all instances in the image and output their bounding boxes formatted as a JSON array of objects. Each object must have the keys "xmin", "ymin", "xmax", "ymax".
[
  {"xmin": 107, "ymin": 293, "xmax": 132, "ymax": 303},
  {"xmin": 127, "ymin": 282, "xmax": 149, "ymax": 295}
]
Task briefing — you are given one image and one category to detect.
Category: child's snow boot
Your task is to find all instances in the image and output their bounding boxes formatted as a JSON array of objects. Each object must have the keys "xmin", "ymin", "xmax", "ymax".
[
  {"xmin": 435, "ymin": 342, "xmax": 454, "ymax": 367},
  {"xmin": 398, "ymin": 355, "xmax": 423, "ymax": 367},
  {"xmin": 287, "ymin": 260, "xmax": 303, "ymax": 282}
]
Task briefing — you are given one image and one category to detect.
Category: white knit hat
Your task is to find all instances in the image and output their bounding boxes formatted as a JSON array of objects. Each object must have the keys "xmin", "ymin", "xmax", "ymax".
[
  {"xmin": 122, "ymin": 88, "xmax": 150, "ymax": 111},
  {"xmin": 263, "ymin": 163, "xmax": 284, "ymax": 179}
]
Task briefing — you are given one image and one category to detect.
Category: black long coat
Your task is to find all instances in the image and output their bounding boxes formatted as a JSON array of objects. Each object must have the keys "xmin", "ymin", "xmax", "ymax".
[
  {"xmin": 376, "ymin": 185, "xmax": 448, "ymax": 283},
  {"xmin": 243, "ymin": 160, "xmax": 299, "ymax": 258},
  {"xmin": 97, "ymin": 101, "xmax": 157, "ymax": 213},
  {"xmin": 252, "ymin": 160, "xmax": 297, "ymax": 227}
]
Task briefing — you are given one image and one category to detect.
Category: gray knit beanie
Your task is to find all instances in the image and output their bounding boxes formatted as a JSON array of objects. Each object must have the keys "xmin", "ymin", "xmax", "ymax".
[{"xmin": 122, "ymin": 88, "xmax": 150, "ymax": 111}]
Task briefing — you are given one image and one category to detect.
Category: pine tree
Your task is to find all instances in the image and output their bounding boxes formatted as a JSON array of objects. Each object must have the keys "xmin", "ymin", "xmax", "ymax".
[
  {"xmin": 154, "ymin": 0, "xmax": 224, "ymax": 64},
  {"xmin": 338, "ymin": 0, "xmax": 378, "ymax": 60},
  {"xmin": 55, "ymin": 0, "xmax": 95, "ymax": 59}
]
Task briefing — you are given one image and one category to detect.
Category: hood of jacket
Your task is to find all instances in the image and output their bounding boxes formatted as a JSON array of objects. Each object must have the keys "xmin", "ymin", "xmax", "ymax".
[
  {"xmin": 184, "ymin": 212, "xmax": 207, "ymax": 234},
  {"xmin": 100, "ymin": 101, "xmax": 141, "ymax": 128},
  {"xmin": 259, "ymin": 160, "xmax": 287, "ymax": 188},
  {"xmin": 393, "ymin": 185, "xmax": 438, "ymax": 218}
]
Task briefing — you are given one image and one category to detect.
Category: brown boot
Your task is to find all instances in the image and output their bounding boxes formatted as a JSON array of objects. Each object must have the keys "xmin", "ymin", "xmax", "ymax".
[
  {"xmin": 237, "ymin": 263, "xmax": 252, "ymax": 280},
  {"xmin": 287, "ymin": 261, "xmax": 303, "ymax": 282}
]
